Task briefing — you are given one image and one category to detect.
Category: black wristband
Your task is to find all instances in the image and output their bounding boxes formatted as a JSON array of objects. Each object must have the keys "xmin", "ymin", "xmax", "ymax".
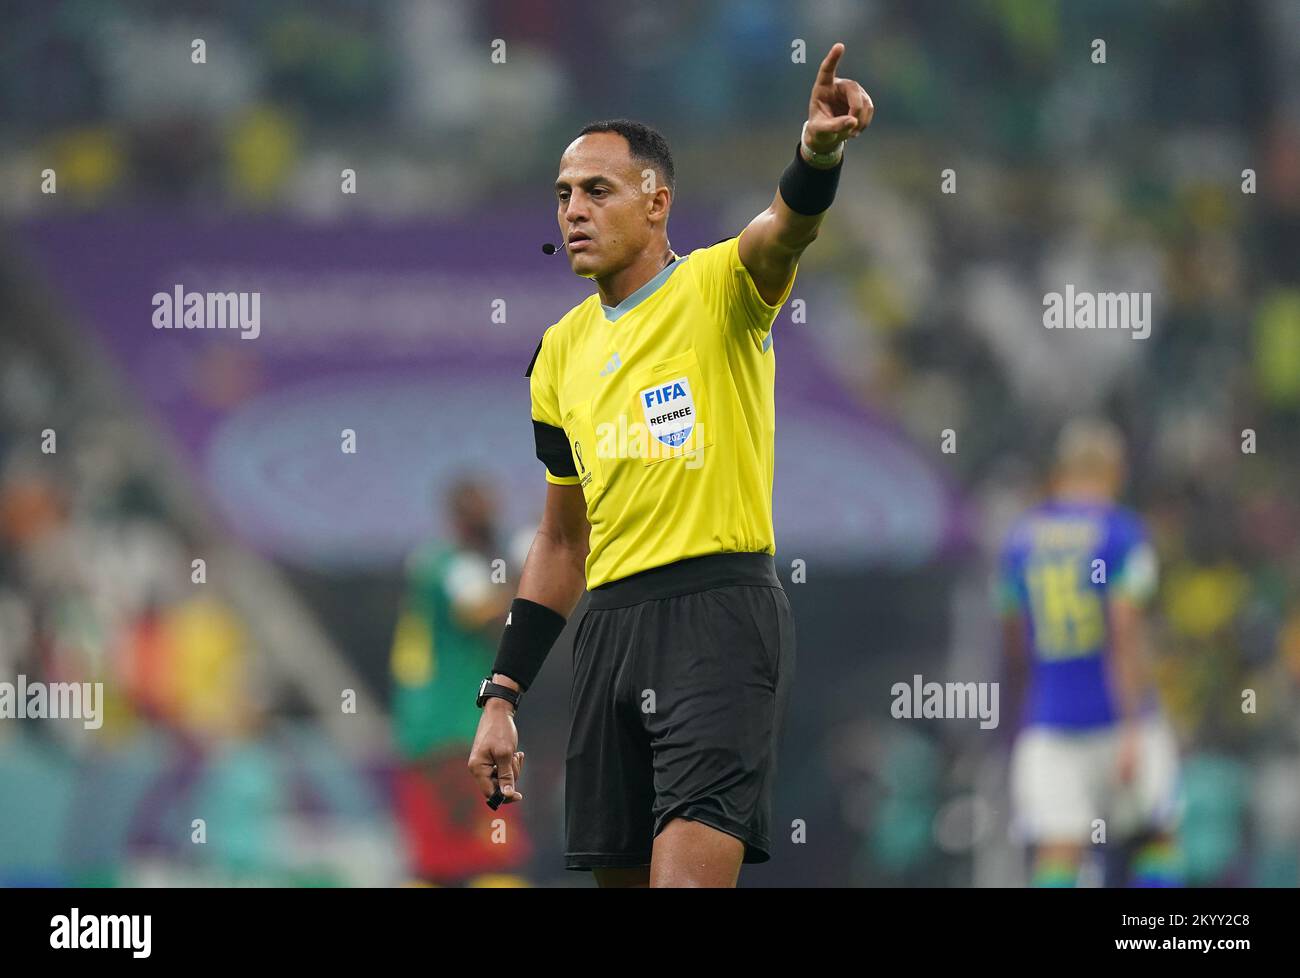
[
  {"xmin": 492, "ymin": 598, "xmax": 567, "ymax": 692},
  {"xmin": 778, "ymin": 141, "xmax": 842, "ymax": 216}
]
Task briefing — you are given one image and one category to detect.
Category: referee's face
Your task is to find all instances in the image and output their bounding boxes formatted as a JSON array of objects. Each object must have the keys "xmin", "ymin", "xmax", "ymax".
[{"xmin": 555, "ymin": 132, "xmax": 665, "ymax": 278}]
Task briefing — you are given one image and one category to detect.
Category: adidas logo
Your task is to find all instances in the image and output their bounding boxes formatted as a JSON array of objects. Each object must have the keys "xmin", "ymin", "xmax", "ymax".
[{"xmin": 598, "ymin": 353, "xmax": 622, "ymax": 377}]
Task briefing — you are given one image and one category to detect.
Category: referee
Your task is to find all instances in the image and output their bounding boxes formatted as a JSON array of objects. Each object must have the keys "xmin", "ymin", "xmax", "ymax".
[{"xmin": 469, "ymin": 43, "xmax": 873, "ymax": 887}]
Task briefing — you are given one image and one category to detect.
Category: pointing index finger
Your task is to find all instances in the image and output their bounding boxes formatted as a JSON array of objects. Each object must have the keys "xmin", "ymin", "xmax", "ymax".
[{"xmin": 816, "ymin": 43, "xmax": 845, "ymax": 87}]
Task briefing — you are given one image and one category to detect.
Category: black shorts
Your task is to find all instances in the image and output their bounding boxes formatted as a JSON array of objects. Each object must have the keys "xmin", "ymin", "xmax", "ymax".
[{"xmin": 564, "ymin": 552, "xmax": 796, "ymax": 871}]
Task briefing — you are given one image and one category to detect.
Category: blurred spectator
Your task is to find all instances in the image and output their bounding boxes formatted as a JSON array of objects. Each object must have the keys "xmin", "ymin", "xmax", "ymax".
[{"xmin": 388, "ymin": 476, "xmax": 531, "ymax": 884}]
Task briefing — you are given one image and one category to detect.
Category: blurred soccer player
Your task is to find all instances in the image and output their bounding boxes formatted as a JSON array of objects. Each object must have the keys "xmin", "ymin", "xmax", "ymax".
[
  {"xmin": 467, "ymin": 45, "xmax": 873, "ymax": 886},
  {"xmin": 390, "ymin": 477, "xmax": 531, "ymax": 885},
  {"xmin": 999, "ymin": 420, "xmax": 1182, "ymax": 887}
]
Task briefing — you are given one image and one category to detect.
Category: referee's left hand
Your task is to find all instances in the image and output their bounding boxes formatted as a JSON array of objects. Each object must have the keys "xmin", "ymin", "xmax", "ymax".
[{"xmin": 805, "ymin": 42, "xmax": 874, "ymax": 155}]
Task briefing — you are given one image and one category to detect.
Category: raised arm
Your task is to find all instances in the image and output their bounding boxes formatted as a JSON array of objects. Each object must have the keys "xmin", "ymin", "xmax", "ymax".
[{"xmin": 738, "ymin": 42, "xmax": 874, "ymax": 305}]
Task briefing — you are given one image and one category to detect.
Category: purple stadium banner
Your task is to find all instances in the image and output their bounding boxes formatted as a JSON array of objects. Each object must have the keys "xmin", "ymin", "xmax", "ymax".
[{"xmin": 19, "ymin": 211, "xmax": 971, "ymax": 570}]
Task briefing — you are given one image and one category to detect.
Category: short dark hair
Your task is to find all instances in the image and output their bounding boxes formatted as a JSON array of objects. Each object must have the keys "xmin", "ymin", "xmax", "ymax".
[{"xmin": 576, "ymin": 118, "xmax": 675, "ymax": 193}]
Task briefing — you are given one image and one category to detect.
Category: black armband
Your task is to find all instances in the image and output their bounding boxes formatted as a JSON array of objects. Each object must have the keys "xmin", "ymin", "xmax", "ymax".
[
  {"xmin": 533, "ymin": 419, "xmax": 577, "ymax": 478},
  {"xmin": 778, "ymin": 141, "xmax": 843, "ymax": 216},
  {"xmin": 492, "ymin": 598, "xmax": 567, "ymax": 692}
]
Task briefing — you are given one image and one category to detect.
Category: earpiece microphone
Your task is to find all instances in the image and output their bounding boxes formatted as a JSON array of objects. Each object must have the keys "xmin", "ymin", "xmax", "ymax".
[{"xmin": 541, "ymin": 241, "xmax": 567, "ymax": 255}]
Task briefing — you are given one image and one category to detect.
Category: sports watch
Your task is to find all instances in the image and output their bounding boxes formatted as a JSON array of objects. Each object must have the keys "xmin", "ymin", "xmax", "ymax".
[{"xmin": 477, "ymin": 677, "xmax": 521, "ymax": 712}]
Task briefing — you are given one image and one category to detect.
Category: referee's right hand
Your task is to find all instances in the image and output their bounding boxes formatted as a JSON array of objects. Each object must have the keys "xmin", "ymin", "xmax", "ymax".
[{"xmin": 469, "ymin": 698, "xmax": 526, "ymax": 804}]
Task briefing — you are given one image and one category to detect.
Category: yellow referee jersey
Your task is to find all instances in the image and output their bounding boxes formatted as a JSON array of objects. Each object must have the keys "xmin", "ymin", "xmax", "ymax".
[{"xmin": 526, "ymin": 235, "xmax": 797, "ymax": 588}]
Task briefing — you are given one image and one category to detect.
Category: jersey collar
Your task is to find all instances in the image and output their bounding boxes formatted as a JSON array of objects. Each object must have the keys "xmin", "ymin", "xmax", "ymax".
[{"xmin": 600, "ymin": 255, "xmax": 687, "ymax": 322}]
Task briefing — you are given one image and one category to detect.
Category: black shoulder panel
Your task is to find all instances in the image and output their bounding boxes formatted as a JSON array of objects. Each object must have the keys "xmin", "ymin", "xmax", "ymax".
[{"xmin": 524, "ymin": 335, "xmax": 544, "ymax": 378}]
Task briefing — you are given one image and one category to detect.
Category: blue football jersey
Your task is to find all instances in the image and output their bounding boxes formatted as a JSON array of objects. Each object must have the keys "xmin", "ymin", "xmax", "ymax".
[{"xmin": 999, "ymin": 500, "xmax": 1158, "ymax": 728}]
